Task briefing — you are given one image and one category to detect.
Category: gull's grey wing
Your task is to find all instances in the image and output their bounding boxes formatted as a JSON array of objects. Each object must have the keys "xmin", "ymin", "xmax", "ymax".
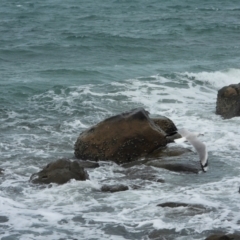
[
  {"xmin": 187, "ymin": 137, "xmax": 208, "ymax": 170},
  {"xmin": 175, "ymin": 128, "xmax": 208, "ymax": 172}
]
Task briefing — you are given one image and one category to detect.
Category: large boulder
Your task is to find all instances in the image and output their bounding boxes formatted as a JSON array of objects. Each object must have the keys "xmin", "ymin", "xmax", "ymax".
[
  {"xmin": 74, "ymin": 108, "xmax": 177, "ymax": 164},
  {"xmin": 30, "ymin": 159, "xmax": 89, "ymax": 184},
  {"xmin": 216, "ymin": 83, "xmax": 240, "ymax": 119}
]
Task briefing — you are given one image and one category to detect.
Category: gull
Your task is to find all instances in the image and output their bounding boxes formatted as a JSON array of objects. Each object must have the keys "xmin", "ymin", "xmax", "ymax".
[{"xmin": 173, "ymin": 128, "xmax": 208, "ymax": 172}]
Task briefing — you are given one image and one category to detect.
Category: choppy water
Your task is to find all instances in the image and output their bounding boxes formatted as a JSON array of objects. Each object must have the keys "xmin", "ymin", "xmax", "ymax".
[{"xmin": 1, "ymin": 1, "xmax": 240, "ymax": 239}]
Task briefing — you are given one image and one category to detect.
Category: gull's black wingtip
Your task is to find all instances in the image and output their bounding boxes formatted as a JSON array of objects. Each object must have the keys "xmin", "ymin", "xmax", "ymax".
[{"xmin": 201, "ymin": 160, "xmax": 208, "ymax": 172}]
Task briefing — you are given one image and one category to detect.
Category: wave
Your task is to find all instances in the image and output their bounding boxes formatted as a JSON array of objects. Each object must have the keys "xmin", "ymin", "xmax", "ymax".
[{"xmin": 179, "ymin": 68, "xmax": 240, "ymax": 89}]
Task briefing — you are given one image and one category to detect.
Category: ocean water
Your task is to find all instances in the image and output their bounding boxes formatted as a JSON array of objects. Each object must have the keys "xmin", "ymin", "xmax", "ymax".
[{"xmin": 1, "ymin": 0, "xmax": 240, "ymax": 239}]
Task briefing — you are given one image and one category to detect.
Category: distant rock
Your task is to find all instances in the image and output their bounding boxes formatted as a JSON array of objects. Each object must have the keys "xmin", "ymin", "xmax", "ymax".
[
  {"xmin": 30, "ymin": 158, "xmax": 89, "ymax": 184},
  {"xmin": 0, "ymin": 168, "xmax": 4, "ymax": 175},
  {"xmin": 216, "ymin": 83, "xmax": 240, "ymax": 119},
  {"xmin": 205, "ymin": 234, "xmax": 240, "ymax": 240},
  {"xmin": 101, "ymin": 184, "xmax": 129, "ymax": 193},
  {"xmin": 74, "ymin": 108, "xmax": 178, "ymax": 164}
]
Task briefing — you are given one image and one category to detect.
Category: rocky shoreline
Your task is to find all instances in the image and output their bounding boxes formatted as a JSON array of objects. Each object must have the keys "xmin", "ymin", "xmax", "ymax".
[{"xmin": 30, "ymin": 107, "xmax": 200, "ymax": 185}]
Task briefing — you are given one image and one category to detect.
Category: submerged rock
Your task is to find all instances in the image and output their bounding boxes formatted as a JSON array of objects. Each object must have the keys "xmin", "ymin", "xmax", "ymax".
[
  {"xmin": 0, "ymin": 168, "xmax": 4, "ymax": 175},
  {"xmin": 157, "ymin": 202, "xmax": 212, "ymax": 214},
  {"xmin": 216, "ymin": 83, "xmax": 240, "ymax": 119},
  {"xmin": 205, "ymin": 234, "xmax": 240, "ymax": 240},
  {"xmin": 30, "ymin": 158, "xmax": 89, "ymax": 184},
  {"xmin": 0, "ymin": 216, "xmax": 8, "ymax": 223},
  {"xmin": 101, "ymin": 184, "xmax": 129, "ymax": 193},
  {"xmin": 148, "ymin": 229, "xmax": 184, "ymax": 240},
  {"xmin": 74, "ymin": 108, "xmax": 177, "ymax": 164},
  {"xmin": 125, "ymin": 166, "xmax": 165, "ymax": 183}
]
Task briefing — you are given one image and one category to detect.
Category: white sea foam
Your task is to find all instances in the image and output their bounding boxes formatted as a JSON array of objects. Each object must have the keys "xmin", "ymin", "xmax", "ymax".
[
  {"xmin": 180, "ymin": 68, "xmax": 240, "ymax": 89},
  {"xmin": 1, "ymin": 69, "xmax": 240, "ymax": 239}
]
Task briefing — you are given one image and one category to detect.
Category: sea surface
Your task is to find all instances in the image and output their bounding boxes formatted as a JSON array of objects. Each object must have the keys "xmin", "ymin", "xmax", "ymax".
[{"xmin": 1, "ymin": 0, "xmax": 240, "ymax": 239}]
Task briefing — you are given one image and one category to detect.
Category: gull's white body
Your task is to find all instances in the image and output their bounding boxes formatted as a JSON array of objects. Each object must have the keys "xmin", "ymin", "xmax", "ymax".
[{"xmin": 174, "ymin": 129, "xmax": 208, "ymax": 172}]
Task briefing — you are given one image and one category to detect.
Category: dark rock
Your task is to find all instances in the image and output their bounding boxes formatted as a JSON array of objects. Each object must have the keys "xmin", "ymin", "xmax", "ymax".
[
  {"xmin": 157, "ymin": 202, "xmax": 212, "ymax": 214},
  {"xmin": 152, "ymin": 117, "xmax": 177, "ymax": 135},
  {"xmin": 205, "ymin": 234, "xmax": 240, "ymax": 240},
  {"xmin": 0, "ymin": 216, "xmax": 8, "ymax": 223},
  {"xmin": 0, "ymin": 168, "xmax": 4, "ymax": 174},
  {"xmin": 72, "ymin": 215, "xmax": 86, "ymax": 223},
  {"xmin": 30, "ymin": 159, "xmax": 89, "ymax": 184},
  {"xmin": 145, "ymin": 159, "xmax": 200, "ymax": 173},
  {"xmin": 216, "ymin": 83, "xmax": 240, "ymax": 119},
  {"xmin": 101, "ymin": 184, "xmax": 129, "ymax": 193},
  {"xmin": 74, "ymin": 108, "xmax": 177, "ymax": 164},
  {"xmin": 157, "ymin": 202, "xmax": 215, "ymax": 218},
  {"xmin": 157, "ymin": 202, "xmax": 203, "ymax": 208}
]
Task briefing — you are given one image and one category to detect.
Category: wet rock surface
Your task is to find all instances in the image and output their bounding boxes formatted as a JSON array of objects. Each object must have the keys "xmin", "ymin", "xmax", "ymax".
[
  {"xmin": 146, "ymin": 146, "xmax": 192, "ymax": 159},
  {"xmin": 74, "ymin": 108, "xmax": 177, "ymax": 164},
  {"xmin": 216, "ymin": 83, "xmax": 240, "ymax": 119},
  {"xmin": 145, "ymin": 158, "xmax": 200, "ymax": 174},
  {"xmin": 152, "ymin": 117, "xmax": 177, "ymax": 135},
  {"xmin": 101, "ymin": 184, "xmax": 129, "ymax": 193},
  {"xmin": 121, "ymin": 147, "xmax": 197, "ymax": 173},
  {"xmin": 30, "ymin": 158, "xmax": 89, "ymax": 184}
]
